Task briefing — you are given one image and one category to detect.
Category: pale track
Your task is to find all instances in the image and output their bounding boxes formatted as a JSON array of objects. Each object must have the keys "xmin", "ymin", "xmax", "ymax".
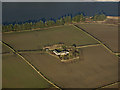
[
  {"xmin": 0, "ymin": 41, "xmax": 61, "ymax": 89},
  {"xmin": 95, "ymin": 81, "xmax": 119, "ymax": 90},
  {"xmin": 73, "ymin": 24, "xmax": 119, "ymax": 57},
  {"xmin": 1, "ymin": 24, "xmax": 119, "ymax": 89},
  {"xmin": 73, "ymin": 24, "xmax": 119, "ymax": 89}
]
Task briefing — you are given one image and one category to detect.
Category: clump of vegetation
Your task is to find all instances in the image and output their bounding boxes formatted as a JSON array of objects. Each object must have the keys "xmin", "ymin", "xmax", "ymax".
[
  {"xmin": 92, "ymin": 14, "xmax": 107, "ymax": 21},
  {"xmin": 2, "ymin": 13, "xmax": 106, "ymax": 32},
  {"xmin": 44, "ymin": 43, "xmax": 80, "ymax": 60}
]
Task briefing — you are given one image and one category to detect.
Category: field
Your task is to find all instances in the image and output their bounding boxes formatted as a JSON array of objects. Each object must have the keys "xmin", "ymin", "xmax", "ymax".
[
  {"xmin": 2, "ymin": 25, "xmax": 98, "ymax": 50},
  {"xmin": 76, "ymin": 23, "xmax": 118, "ymax": 52},
  {"xmin": 2, "ymin": 24, "xmax": 118, "ymax": 88},
  {"xmin": 104, "ymin": 83, "xmax": 119, "ymax": 88},
  {"xmin": 2, "ymin": 44, "xmax": 12, "ymax": 54},
  {"xmin": 21, "ymin": 45, "xmax": 118, "ymax": 88},
  {"xmin": 2, "ymin": 54, "xmax": 51, "ymax": 88}
]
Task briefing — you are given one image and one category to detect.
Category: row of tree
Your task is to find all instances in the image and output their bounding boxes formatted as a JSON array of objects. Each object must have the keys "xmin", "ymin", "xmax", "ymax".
[
  {"xmin": 2, "ymin": 14, "xmax": 106, "ymax": 32},
  {"xmin": 92, "ymin": 14, "xmax": 106, "ymax": 21}
]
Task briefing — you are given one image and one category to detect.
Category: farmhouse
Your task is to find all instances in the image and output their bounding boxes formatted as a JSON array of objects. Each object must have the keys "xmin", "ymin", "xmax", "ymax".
[{"xmin": 53, "ymin": 49, "xmax": 69, "ymax": 56}]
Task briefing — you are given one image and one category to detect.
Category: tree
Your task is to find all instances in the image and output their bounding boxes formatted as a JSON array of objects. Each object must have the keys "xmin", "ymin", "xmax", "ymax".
[
  {"xmin": 59, "ymin": 17, "xmax": 65, "ymax": 25},
  {"xmin": 56, "ymin": 19, "xmax": 61, "ymax": 26},
  {"xmin": 2, "ymin": 25, "xmax": 8, "ymax": 32},
  {"xmin": 92, "ymin": 14, "xmax": 106, "ymax": 21},
  {"xmin": 99, "ymin": 14, "xmax": 106, "ymax": 21},
  {"xmin": 13, "ymin": 24, "xmax": 19, "ymax": 31},
  {"xmin": 34, "ymin": 20, "xmax": 44, "ymax": 28},
  {"xmin": 62, "ymin": 45, "xmax": 67, "ymax": 50},
  {"xmin": 80, "ymin": 14, "xmax": 85, "ymax": 21},
  {"xmin": 72, "ymin": 14, "xmax": 84, "ymax": 23},
  {"xmin": 3, "ymin": 24, "xmax": 13, "ymax": 32},
  {"xmin": 45, "ymin": 20, "xmax": 55, "ymax": 27},
  {"xmin": 63, "ymin": 16, "xmax": 72, "ymax": 24},
  {"xmin": 72, "ymin": 15, "xmax": 79, "ymax": 23},
  {"xmin": 72, "ymin": 44, "xmax": 76, "ymax": 47},
  {"xmin": 20, "ymin": 23, "xmax": 25, "ymax": 30}
]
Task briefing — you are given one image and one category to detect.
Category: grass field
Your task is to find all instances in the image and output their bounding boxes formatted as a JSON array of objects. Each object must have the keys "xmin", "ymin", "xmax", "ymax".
[
  {"xmin": 2, "ymin": 25, "xmax": 98, "ymax": 50},
  {"xmin": 76, "ymin": 23, "xmax": 118, "ymax": 52},
  {"xmin": 21, "ymin": 45, "xmax": 118, "ymax": 88},
  {"xmin": 2, "ymin": 54, "xmax": 52, "ymax": 88}
]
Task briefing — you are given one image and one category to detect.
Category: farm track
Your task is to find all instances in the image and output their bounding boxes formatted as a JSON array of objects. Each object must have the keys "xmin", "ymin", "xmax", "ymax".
[
  {"xmin": 76, "ymin": 43, "xmax": 101, "ymax": 48},
  {"xmin": 1, "ymin": 40, "xmax": 119, "ymax": 89},
  {"xmin": 1, "ymin": 24, "xmax": 119, "ymax": 89},
  {"xmin": 73, "ymin": 24, "xmax": 119, "ymax": 57},
  {"xmin": 95, "ymin": 81, "xmax": 120, "ymax": 89},
  {"xmin": 1, "ymin": 43, "xmax": 101, "ymax": 54},
  {"xmin": 0, "ymin": 40, "xmax": 61, "ymax": 89}
]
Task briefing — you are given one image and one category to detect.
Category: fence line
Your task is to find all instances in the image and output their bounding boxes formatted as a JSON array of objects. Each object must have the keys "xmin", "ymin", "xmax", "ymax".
[
  {"xmin": 1, "ymin": 24, "xmax": 119, "ymax": 89},
  {"xmin": 3, "ymin": 25, "xmax": 65, "ymax": 34},
  {"xmin": 76, "ymin": 43, "xmax": 101, "ymax": 48},
  {"xmin": 73, "ymin": 24, "xmax": 118, "ymax": 56},
  {"xmin": 95, "ymin": 81, "xmax": 119, "ymax": 90},
  {"xmin": 1, "ymin": 41, "xmax": 61, "ymax": 89}
]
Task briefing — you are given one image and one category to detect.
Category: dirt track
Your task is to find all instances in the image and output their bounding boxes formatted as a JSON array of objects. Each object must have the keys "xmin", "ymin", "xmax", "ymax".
[
  {"xmin": 77, "ymin": 23, "xmax": 118, "ymax": 53},
  {"xmin": 2, "ymin": 25, "xmax": 97, "ymax": 50},
  {"xmin": 2, "ymin": 24, "xmax": 118, "ymax": 88},
  {"xmin": 22, "ymin": 45, "xmax": 118, "ymax": 88},
  {"xmin": 2, "ymin": 54, "xmax": 51, "ymax": 88}
]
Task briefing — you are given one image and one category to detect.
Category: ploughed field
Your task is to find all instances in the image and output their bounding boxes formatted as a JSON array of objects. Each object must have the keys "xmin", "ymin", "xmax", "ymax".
[
  {"xmin": 104, "ymin": 83, "xmax": 119, "ymax": 88},
  {"xmin": 21, "ymin": 45, "xmax": 118, "ymax": 88},
  {"xmin": 2, "ymin": 24, "xmax": 118, "ymax": 88},
  {"xmin": 2, "ymin": 25, "xmax": 98, "ymax": 50},
  {"xmin": 2, "ymin": 44, "xmax": 12, "ymax": 54},
  {"xmin": 76, "ymin": 23, "xmax": 118, "ymax": 53},
  {"xmin": 2, "ymin": 54, "xmax": 51, "ymax": 88}
]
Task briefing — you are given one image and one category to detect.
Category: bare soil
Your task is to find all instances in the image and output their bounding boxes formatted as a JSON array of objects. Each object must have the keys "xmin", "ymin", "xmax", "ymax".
[
  {"xmin": 22, "ymin": 45, "xmax": 118, "ymax": 88},
  {"xmin": 77, "ymin": 23, "xmax": 118, "ymax": 53},
  {"xmin": 2, "ymin": 54, "xmax": 51, "ymax": 88},
  {"xmin": 2, "ymin": 25, "xmax": 97, "ymax": 50}
]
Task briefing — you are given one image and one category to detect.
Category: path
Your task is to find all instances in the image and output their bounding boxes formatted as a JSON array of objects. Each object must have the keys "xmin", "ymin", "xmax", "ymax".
[
  {"xmin": 73, "ymin": 24, "xmax": 119, "ymax": 57},
  {"xmin": 0, "ymin": 40, "xmax": 61, "ymax": 89}
]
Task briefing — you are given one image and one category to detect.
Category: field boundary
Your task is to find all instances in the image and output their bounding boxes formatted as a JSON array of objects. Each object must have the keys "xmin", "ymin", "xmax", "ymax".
[
  {"xmin": 95, "ymin": 81, "xmax": 119, "ymax": 90},
  {"xmin": 1, "ymin": 41, "xmax": 61, "ymax": 89},
  {"xmin": 2, "ymin": 24, "xmax": 119, "ymax": 88},
  {"xmin": 6, "ymin": 43, "xmax": 100, "ymax": 54},
  {"xmin": 3, "ymin": 24, "xmax": 67, "ymax": 34},
  {"xmin": 76, "ymin": 43, "xmax": 101, "ymax": 48},
  {"xmin": 73, "ymin": 24, "xmax": 118, "ymax": 57}
]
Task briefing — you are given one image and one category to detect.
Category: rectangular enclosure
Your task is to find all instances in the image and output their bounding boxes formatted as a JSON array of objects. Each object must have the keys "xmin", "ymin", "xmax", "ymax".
[
  {"xmin": 2, "ymin": 25, "xmax": 98, "ymax": 50},
  {"xmin": 21, "ymin": 45, "xmax": 118, "ymax": 88},
  {"xmin": 77, "ymin": 23, "xmax": 118, "ymax": 52}
]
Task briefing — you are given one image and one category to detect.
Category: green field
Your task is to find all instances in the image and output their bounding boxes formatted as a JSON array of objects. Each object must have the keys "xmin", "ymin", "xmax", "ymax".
[
  {"xmin": 2, "ymin": 54, "xmax": 51, "ymax": 88},
  {"xmin": 3, "ymin": 25, "xmax": 98, "ymax": 50}
]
